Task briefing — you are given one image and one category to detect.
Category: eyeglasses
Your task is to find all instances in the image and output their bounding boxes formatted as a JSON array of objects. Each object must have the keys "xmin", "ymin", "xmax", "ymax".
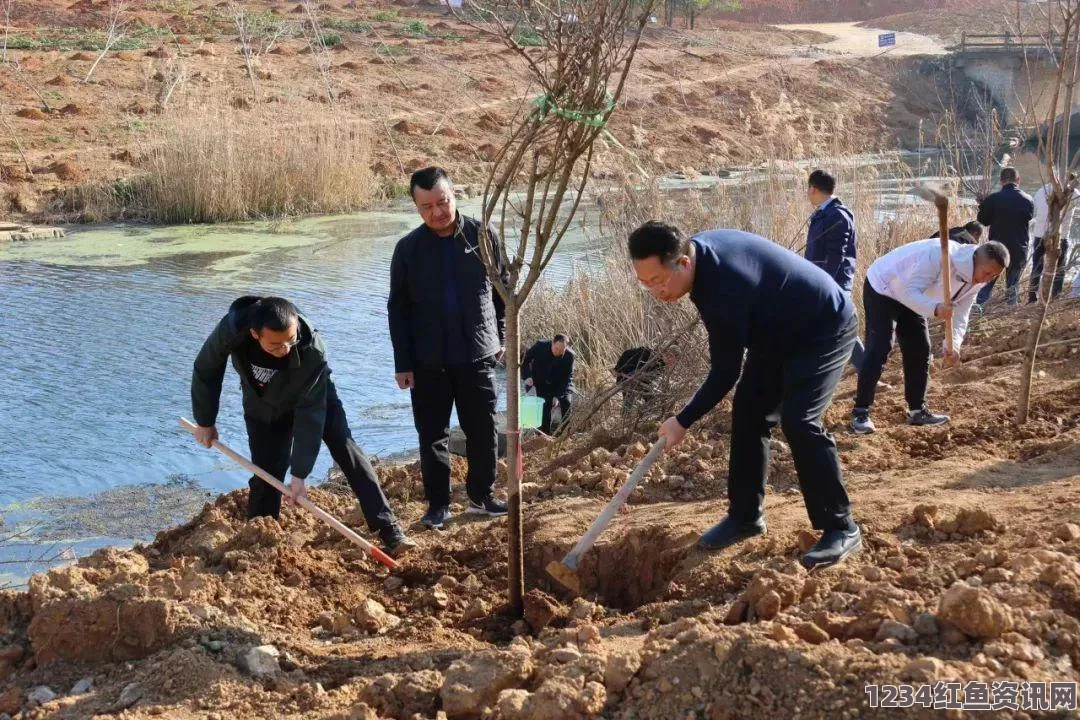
[{"xmin": 259, "ymin": 335, "xmax": 300, "ymax": 352}]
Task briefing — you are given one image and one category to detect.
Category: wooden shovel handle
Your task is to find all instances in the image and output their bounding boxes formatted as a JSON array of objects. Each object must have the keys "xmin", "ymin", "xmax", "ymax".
[
  {"xmin": 560, "ymin": 437, "xmax": 667, "ymax": 569},
  {"xmin": 179, "ymin": 417, "xmax": 398, "ymax": 569},
  {"xmin": 937, "ymin": 201, "xmax": 954, "ymax": 355}
]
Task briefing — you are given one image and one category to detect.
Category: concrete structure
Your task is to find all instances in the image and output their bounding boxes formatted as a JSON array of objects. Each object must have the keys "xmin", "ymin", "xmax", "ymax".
[
  {"xmin": 0, "ymin": 223, "xmax": 65, "ymax": 242},
  {"xmin": 951, "ymin": 33, "xmax": 1065, "ymax": 127}
]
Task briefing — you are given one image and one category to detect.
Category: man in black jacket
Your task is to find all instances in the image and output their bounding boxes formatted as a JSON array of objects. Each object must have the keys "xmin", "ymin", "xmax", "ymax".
[
  {"xmin": 521, "ymin": 334, "xmax": 576, "ymax": 434},
  {"xmin": 389, "ymin": 167, "xmax": 509, "ymax": 529},
  {"xmin": 629, "ymin": 221, "xmax": 861, "ymax": 570},
  {"xmin": 191, "ymin": 296, "xmax": 416, "ymax": 557},
  {"xmin": 976, "ymin": 168, "xmax": 1035, "ymax": 306},
  {"xmin": 805, "ymin": 169, "xmax": 864, "ymax": 370}
]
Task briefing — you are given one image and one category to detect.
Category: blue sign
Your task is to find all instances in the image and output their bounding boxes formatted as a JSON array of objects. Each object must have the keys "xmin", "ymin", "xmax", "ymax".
[{"xmin": 878, "ymin": 32, "xmax": 896, "ymax": 47}]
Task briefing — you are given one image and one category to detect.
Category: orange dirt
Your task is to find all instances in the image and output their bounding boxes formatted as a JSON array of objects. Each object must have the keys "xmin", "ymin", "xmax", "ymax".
[
  {"xmin": 1, "ymin": 300, "xmax": 1078, "ymax": 718},
  {"xmin": 0, "ymin": 0, "xmax": 951, "ymax": 223}
]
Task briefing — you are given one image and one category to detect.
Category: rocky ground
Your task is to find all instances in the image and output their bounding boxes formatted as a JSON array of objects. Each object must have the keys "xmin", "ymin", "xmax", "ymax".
[
  {"xmin": 0, "ymin": 300, "xmax": 1078, "ymax": 719},
  {"xmin": 0, "ymin": 0, "xmax": 955, "ymax": 222}
]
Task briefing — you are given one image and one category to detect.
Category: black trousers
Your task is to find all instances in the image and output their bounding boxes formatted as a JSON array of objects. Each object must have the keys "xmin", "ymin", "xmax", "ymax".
[
  {"xmin": 727, "ymin": 315, "xmax": 857, "ymax": 531},
  {"xmin": 245, "ymin": 380, "xmax": 396, "ymax": 533},
  {"xmin": 410, "ymin": 357, "xmax": 498, "ymax": 509},
  {"xmin": 977, "ymin": 241, "xmax": 1027, "ymax": 305},
  {"xmin": 541, "ymin": 393, "xmax": 572, "ymax": 434},
  {"xmin": 1028, "ymin": 236, "xmax": 1071, "ymax": 303},
  {"xmin": 854, "ymin": 279, "xmax": 931, "ymax": 412}
]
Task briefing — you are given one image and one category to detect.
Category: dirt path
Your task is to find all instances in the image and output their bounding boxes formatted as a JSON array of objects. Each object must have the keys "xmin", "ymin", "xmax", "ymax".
[
  {"xmin": 381, "ymin": 20, "xmax": 949, "ymax": 126},
  {"xmin": 780, "ymin": 21, "xmax": 948, "ymax": 57}
]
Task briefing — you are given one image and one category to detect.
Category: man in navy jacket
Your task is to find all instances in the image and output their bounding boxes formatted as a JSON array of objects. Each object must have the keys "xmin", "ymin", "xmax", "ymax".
[
  {"xmin": 976, "ymin": 168, "xmax": 1034, "ymax": 306},
  {"xmin": 806, "ymin": 169, "xmax": 864, "ymax": 370},
  {"xmin": 629, "ymin": 222, "xmax": 861, "ymax": 570}
]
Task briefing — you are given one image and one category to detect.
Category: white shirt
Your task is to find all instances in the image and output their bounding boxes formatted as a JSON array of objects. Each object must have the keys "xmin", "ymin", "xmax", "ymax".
[
  {"xmin": 867, "ymin": 239, "xmax": 985, "ymax": 350},
  {"xmin": 1032, "ymin": 182, "xmax": 1080, "ymax": 238}
]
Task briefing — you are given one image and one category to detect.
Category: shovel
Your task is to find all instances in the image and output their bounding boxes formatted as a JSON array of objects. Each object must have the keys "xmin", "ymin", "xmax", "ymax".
[
  {"xmin": 546, "ymin": 437, "xmax": 666, "ymax": 593},
  {"xmin": 179, "ymin": 417, "xmax": 399, "ymax": 570},
  {"xmin": 913, "ymin": 182, "xmax": 954, "ymax": 356}
]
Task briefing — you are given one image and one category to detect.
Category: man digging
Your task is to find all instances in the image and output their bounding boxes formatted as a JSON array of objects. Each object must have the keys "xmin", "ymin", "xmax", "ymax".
[
  {"xmin": 851, "ymin": 238, "xmax": 1010, "ymax": 434},
  {"xmin": 190, "ymin": 296, "xmax": 417, "ymax": 557},
  {"xmin": 628, "ymin": 222, "xmax": 861, "ymax": 570}
]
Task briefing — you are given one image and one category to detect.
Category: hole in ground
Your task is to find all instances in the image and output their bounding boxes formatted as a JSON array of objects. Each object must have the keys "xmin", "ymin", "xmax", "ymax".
[{"xmin": 525, "ymin": 501, "xmax": 699, "ymax": 610}]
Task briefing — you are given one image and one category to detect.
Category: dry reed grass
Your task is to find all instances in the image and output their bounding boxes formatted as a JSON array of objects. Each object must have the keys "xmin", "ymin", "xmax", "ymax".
[{"xmin": 60, "ymin": 111, "xmax": 380, "ymax": 223}]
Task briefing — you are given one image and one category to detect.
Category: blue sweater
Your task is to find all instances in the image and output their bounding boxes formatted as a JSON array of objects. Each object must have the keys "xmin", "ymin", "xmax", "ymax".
[
  {"xmin": 676, "ymin": 230, "xmax": 854, "ymax": 429},
  {"xmin": 805, "ymin": 198, "xmax": 857, "ymax": 292}
]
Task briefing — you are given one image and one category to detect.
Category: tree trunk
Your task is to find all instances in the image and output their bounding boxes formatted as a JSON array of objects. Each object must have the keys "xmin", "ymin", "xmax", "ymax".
[
  {"xmin": 504, "ymin": 300, "xmax": 525, "ymax": 617},
  {"xmin": 1015, "ymin": 283, "xmax": 1052, "ymax": 425},
  {"xmin": 1015, "ymin": 202, "xmax": 1062, "ymax": 425}
]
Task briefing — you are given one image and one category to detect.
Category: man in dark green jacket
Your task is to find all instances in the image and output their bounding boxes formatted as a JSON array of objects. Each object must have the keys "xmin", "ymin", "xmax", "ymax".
[{"xmin": 191, "ymin": 296, "xmax": 416, "ymax": 557}]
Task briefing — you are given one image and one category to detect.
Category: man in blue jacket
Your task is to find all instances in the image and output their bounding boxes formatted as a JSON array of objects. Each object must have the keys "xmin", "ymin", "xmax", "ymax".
[
  {"xmin": 806, "ymin": 169, "xmax": 864, "ymax": 370},
  {"xmin": 629, "ymin": 222, "xmax": 861, "ymax": 569}
]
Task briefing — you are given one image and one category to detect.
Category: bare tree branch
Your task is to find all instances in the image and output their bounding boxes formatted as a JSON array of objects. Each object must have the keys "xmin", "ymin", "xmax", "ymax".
[
  {"xmin": 84, "ymin": 0, "xmax": 128, "ymax": 84},
  {"xmin": 301, "ymin": 0, "xmax": 336, "ymax": 104},
  {"xmin": 1, "ymin": 0, "xmax": 13, "ymax": 65}
]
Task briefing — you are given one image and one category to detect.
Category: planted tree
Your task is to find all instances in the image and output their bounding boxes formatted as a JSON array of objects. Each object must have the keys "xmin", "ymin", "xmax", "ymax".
[
  {"xmin": 1015, "ymin": 0, "xmax": 1080, "ymax": 423},
  {"xmin": 460, "ymin": 0, "xmax": 656, "ymax": 614}
]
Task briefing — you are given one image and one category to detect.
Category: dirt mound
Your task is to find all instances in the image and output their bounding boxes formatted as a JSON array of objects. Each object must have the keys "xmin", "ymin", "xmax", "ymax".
[
  {"xmin": 15, "ymin": 107, "xmax": 46, "ymax": 120},
  {"xmin": 391, "ymin": 119, "xmax": 421, "ymax": 134},
  {"xmin": 47, "ymin": 159, "xmax": 81, "ymax": 180}
]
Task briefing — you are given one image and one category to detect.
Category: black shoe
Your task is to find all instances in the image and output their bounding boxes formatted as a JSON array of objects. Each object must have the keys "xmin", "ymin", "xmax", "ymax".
[
  {"xmin": 421, "ymin": 506, "xmax": 452, "ymax": 529},
  {"xmin": 907, "ymin": 407, "xmax": 949, "ymax": 427},
  {"xmin": 697, "ymin": 514, "xmax": 766, "ymax": 551},
  {"xmin": 800, "ymin": 527, "xmax": 862, "ymax": 569},
  {"xmin": 380, "ymin": 526, "xmax": 418, "ymax": 558},
  {"xmin": 465, "ymin": 495, "xmax": 508, "ymax": 517}
]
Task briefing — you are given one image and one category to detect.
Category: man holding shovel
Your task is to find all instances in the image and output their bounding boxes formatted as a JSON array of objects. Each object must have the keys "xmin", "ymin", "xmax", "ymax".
[
  {"xmin": 850, "ymin": 239, "xmax": 1010, "ymax": 434},
  {"xmin": 628, "ymin": 222, "xmax": 861, "ymax": 570},
  {"xmin": 190, "ymin": 296, "xmax": 417, "ymax": 557}
]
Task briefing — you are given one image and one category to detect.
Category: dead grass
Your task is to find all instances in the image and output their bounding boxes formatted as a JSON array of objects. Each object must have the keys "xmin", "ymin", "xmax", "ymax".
[{"xmin": 60, "ymin": 111, "xmax": 380, "ymax": 223}]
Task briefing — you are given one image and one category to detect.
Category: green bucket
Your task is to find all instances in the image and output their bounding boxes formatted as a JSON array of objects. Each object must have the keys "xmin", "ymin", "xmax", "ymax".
[{"xmin": 520, "ymin": 395, "xmax": 545, "ymax": 429}]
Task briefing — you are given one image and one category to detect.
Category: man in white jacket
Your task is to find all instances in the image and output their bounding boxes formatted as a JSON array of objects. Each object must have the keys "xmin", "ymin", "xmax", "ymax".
[
  {"xmin": 851, "ymin": 239, "xmax": 1010, "ymax": 434},
  {"xmin": 1029, "ymin": 180, "xmax": 1079, "ymax": 304}
]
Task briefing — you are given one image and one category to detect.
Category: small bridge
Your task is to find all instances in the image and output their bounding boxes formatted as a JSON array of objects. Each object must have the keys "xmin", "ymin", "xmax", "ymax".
[
  {"xmin": 954, "ymin": 32, "xmax": 1059, "ymax": 57},
  {"xmin": 950, "ymin": 33, "xmax": 1065, "ymax": 126}
]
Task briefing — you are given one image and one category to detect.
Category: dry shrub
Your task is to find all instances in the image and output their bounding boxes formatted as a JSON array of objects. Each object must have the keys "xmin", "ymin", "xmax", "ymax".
[{"xmin": 61, "ymin": 112, "xmax": 379, "ymax": 223}]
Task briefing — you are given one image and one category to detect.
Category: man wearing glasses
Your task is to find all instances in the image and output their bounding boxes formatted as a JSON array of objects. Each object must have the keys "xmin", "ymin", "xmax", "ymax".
[
  {"xmin": 190, "ymin": 296, "xmax": 416, "ymax": 557},
  {"xmin": 628, "ymin": 223, "xmax": 861, "ymax": 570}
]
